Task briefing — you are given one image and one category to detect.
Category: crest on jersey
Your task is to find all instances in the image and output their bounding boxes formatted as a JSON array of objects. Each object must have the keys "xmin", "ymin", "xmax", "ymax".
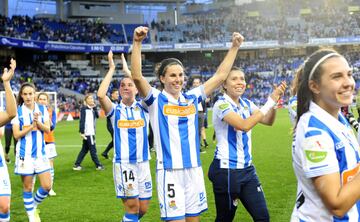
[
  {"xmin": 169, "ymin": 200, "xmax": 177, "ymax": 210},
  {"xmin": 127, "ymin": 184, "xmax": 134, "ymax": 190}
]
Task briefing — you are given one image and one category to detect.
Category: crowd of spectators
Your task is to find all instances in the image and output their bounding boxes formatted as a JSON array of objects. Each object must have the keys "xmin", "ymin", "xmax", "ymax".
[
  {"xmin": 0, "ymin": 15, "xmax": 125, "ymax": 44},
  {"xmin": 2, "ymin": 0, "xmax": 360, "ymax": 112},
  {"xmin": 152, "ymin": 2, "xmax": 360, "ymax": 43},
  {"xmin": 1, "ymin": 0, "xmax": 360, "ymax": 45},
  {"xmin": 0, "ymin": 52, "xmax": 360, "ymax": 113}
]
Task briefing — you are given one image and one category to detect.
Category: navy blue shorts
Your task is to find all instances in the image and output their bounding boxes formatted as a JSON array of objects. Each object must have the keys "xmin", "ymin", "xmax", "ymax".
[{"xmin": 208, "ymin": 159, "xmax": 269, "ymax": 222}]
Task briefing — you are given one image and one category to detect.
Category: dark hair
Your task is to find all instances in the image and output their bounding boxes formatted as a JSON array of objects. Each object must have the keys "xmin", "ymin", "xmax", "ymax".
[
  {"xmin": 192, "ymin": 77, "xmax": 201, "ymax": 84},
  {"xmin": 120, "ymin": 76, "xmax": 134, "ymax": 84},
  {"xmin": 110, "ymin": 88, "xmax": 118, "ymax": 94},
  {"xmin": 17, "ymin": 82, "xmax": 36, "ymax": 105},
  {"xmin": 157, "ymin": 58, "xmax": 184, "ymax": 88},
  {"xmin": 296, "ymin": 48, "xmax": 341, "ymax": 125},
  {"xmin": 222, "ymin": 66, "xmax": 245, "ymax": 93}
]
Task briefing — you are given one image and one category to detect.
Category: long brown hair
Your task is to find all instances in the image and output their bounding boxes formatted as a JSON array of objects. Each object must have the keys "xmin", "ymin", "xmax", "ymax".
[
  {"xmin": 17, "ymin": 82, "xmax": 36, "ymax": 106},
  {"xmin": 290, "ymin": 66, "xmax": 304, "ymax": 97}
]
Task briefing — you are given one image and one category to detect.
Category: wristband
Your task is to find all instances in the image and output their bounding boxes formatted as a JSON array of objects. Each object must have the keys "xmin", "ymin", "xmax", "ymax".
[{"xmin": 259, "ymin": 97, "xmax": 276, "ymax": 115}]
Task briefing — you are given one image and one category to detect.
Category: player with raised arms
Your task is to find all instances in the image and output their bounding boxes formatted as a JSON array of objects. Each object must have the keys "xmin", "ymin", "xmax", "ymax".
[
  {"xmin": 209, "ymin": 67, "xmax": 286, "ymax": 221},
  {"xmin": 292, "ymin": 49, "xmax": 360, "ymax": 221},
  {"xmin": 0, "ymin": 58, "xmax": 17, "ymax": 222},
  {"xmin": 98, "ymin": 51, "xmax": 152, "ymax": 222},
  {"xmin": 13, "ymin": 82, "xmax": 51, "ymax": 222},
  {"xmin": 131, "ymin": 26, "xmax": 243, "ymax": 221}
]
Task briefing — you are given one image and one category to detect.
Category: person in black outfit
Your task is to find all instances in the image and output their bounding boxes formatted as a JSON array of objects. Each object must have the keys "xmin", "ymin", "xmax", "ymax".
[
  {"xmin": 4, "ymin": 122, "xmax": 17, "ymax": 163},
  {"xmin": 4, "ymin": 93, "xmax": 17, "ymax": 163},
  {"xmin": 73, "ymin": 93, "xmax": 104, "ymax": 170},
  {"xmin": 101, "ymin": 88, "xmax": 119, "ymax": 159}
]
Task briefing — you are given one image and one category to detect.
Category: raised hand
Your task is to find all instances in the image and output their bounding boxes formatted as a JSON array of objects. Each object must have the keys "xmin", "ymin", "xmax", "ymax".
[
  {"xmin": 108, "ymin": 50, "xmax": 115, "ymax": 70},
  {"xmin": 231, "ymin": 32, "xmax": 244, "ymax": 48},
  {"xmin": 33, "ymin": 112, "xmax": 39, "ymax": 123},
  {"xmin": 2, "ymin": 58, "xmax": 16, "ymax": 82},
  {"xmin": 270, "ymin": 81, "xmax": 287, "ymax": 102},
  {"xmin": 121, "ymin": 53, "xmax": 131, "ymax": 77},
  {"xmin": 133, "ymin": 26, "xmax": 148, "ymax": 42}
]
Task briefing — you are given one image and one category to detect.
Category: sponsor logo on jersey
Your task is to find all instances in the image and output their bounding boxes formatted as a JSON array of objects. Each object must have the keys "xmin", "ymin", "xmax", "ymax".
[
  {"xmin": 305, "ymin": 150, "xmax": 327, "ymax": 163},
  {"xmin": 163, "ymin": 104, "xmax": 196, "ymax": 117},
  {"xmin": 219, "ymin": 103, "xmax": 230, "ymax": 110},
  {"xmin": 342, "ymin": 163, "xmax": 360, "ymax": 185},
  {"xmin": 117, "ymin": 119, "xmax": 145, "ymax": 128}
]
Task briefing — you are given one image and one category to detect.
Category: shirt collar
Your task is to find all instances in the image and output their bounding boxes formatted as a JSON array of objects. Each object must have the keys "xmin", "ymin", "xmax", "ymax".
[
  {"xmin": 120, "ymin": 100, "xmax": 137, "ymax": 109},
  {"xmin": 223, "ymin": 93, "xmax": 240, "ymax": 108},
  {"xmin": 162, "ymin": 90, "xmax": 186, "ymax": 104},
  {"xmin": 309, "ymin": 101, "xmax": 347, "ymax": 130},
  {"xmin": 22, "ymin": 103, "xmax": 36, "ymax": 112}
]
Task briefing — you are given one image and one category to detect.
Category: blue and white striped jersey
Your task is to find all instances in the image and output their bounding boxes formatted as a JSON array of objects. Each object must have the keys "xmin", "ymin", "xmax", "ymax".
[
  {"xmin": 212, "ymin": 94, "xmax": 259, "ymax": 169},
  {"xmin": 143, "ymin": 86, "xmax": 206, "ymax": 170},
  {"xmin": 288, "ymin": 95, "xmax": 297, "ymax": 126},
  {"xmin": 292, "ymin": 101, "xmax": 360, "ymax": 222},
  {"xmin": 108, "ymin": 100, "xmax": 150, "ymax": 163},
  {"xmin": 13, "ymin": 103, "xmax": 49, "ymax": 158}
]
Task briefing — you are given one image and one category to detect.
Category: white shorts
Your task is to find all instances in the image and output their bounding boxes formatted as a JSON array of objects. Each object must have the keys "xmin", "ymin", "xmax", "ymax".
[
  {"xmin": 113, "ymin": 161, "xmax": 152, "ymax": 200},
  {"xmin": 0, "ymin": 164, "xmax": 11, "ymax": 196},
  {"xmin": 14, "ymin": 155, "xmax": 51, "ymax": 176},
  {"xmin": 157, "ymin": 166, "xmax": 208, "ymax": 221},
  {"xmin": 45, "ymin": 143, "xmax": 57, "ymax": 159}
]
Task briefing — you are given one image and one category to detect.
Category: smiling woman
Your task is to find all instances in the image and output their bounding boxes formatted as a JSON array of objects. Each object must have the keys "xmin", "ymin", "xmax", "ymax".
[
  {"xmin": 291, "ymin": 49, "xmax": 360, "ymax": 221},
  {"xmin": 131, "ymin": 26, "xmax": 244, "ymax": 221},
  {"xmin": 208, "ymin": 67, "xmax": 286, "ymax": 221}
]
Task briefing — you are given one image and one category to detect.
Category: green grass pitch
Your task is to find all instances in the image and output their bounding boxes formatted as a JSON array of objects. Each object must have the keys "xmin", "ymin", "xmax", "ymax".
[{"xmin": 3, "ymin": 108, "xmax": 296, "ymax": 221}]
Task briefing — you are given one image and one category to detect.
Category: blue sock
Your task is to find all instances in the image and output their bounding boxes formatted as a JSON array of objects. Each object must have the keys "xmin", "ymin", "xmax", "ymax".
[
  {"xmin": 122, "ymin": 212, "xmax": 138, "ymax": 222},
  {"xmin": 34, "ymin": 187, "xmax": 49, "ymax": 207},
  {"xmin": 23, "ymin": 191, "xmax": 34, "ymax": 218},
  {"xmin": 0, "ymin": 212, "xmax": 10, "ymax": 222}
]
